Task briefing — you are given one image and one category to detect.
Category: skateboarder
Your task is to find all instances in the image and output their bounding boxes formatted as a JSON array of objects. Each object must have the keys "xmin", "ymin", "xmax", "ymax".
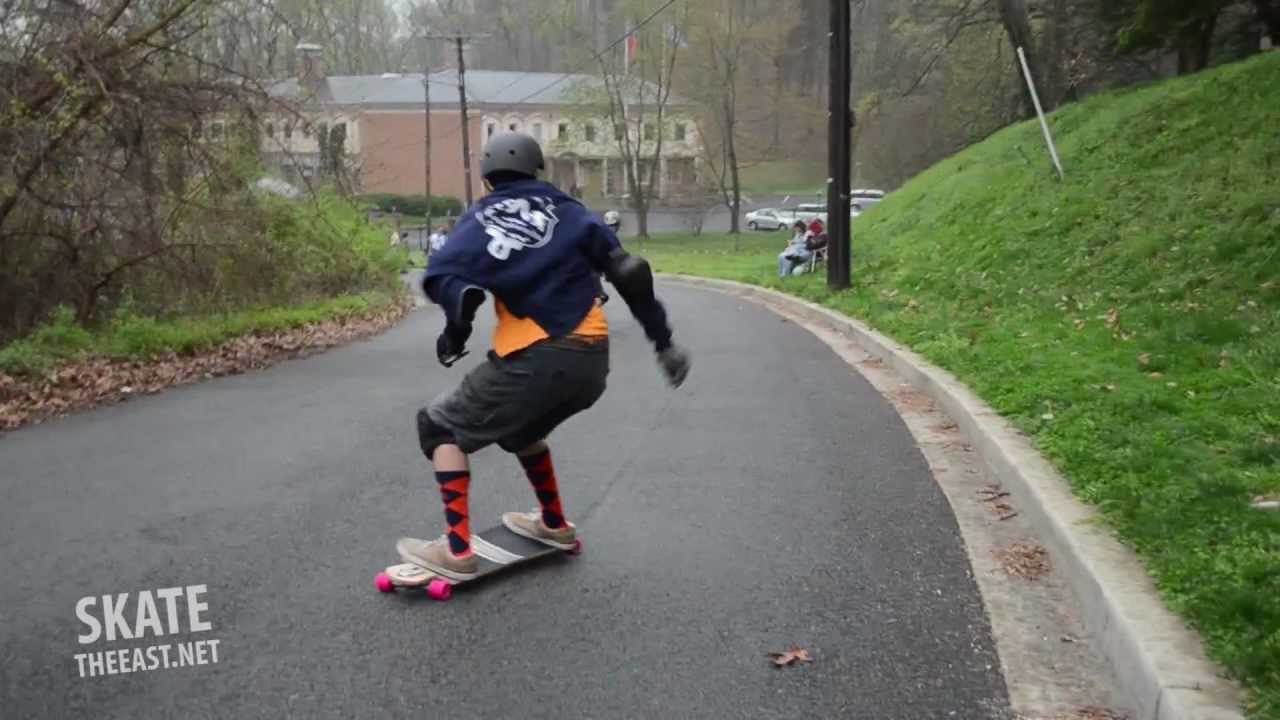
[{"xmin": 400, "ymin": 132, "xmax": 691, "ymax": 581}]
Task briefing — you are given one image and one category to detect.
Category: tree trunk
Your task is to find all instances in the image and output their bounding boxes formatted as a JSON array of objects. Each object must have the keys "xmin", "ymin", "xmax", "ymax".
[
  {"xmin": 1176, "ymin": 13, "xmax": 1219, "ymax": 74},
  {"xmin": 1253, "ymin": 0, "xmax": 1280, "ymax": 45},
  {"xmin": 996, "ymin": 0, "xmax": 1047, "ymax": 117},
  {"xmin": 1046, "ymin": 0, "xmax": 1070, "ymax": 107},
  {"xmin": 634, "ymin": 194, "xmax": 649, "ymax": 239}
]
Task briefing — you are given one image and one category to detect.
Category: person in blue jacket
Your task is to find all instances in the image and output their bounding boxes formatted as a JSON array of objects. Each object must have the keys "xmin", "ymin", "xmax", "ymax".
[{"xmin": 399, "ymin": 132, "xmax": 691, "ymax": 580}]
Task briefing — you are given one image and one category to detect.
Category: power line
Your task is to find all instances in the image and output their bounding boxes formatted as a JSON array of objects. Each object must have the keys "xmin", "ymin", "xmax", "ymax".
[{"xmin": 421, "ymin": 0, "xmax": 679, "ymax": 148}]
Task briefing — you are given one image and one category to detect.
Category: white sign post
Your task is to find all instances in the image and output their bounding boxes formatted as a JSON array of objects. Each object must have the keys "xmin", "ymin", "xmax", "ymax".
[{"xmin": 1017, "ymin": 46, "xmax": 1065, "ymax": 181}]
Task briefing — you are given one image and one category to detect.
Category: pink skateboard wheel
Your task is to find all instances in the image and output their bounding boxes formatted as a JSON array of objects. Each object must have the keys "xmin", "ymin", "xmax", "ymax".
[
  {"xmin": 427, "ymin": 579, "xmax": 453, "ymax": 601},
  {"xmin": 375, "ymin": 572, "xmax": 395, "ymax": 593},
  {"xmin": 569, "ymin": 539, "xmax": 584, "ymax": 555}
]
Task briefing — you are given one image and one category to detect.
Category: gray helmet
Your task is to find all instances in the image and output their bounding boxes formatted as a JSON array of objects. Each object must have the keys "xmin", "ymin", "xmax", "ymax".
[{"xmin": 481, "ymin": 132, "xmax": 544, "ymax": 180}]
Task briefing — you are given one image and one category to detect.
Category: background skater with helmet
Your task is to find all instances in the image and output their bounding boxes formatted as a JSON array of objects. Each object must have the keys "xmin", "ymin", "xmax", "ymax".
[{"xmin": 376, "ymin": 132, "xmax": 691, "ymax": 600}]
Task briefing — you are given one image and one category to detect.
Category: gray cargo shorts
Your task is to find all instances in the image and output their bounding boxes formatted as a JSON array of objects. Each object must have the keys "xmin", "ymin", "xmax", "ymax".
[{"xmin": 425, "ymin": 338, "xmax": 610, "ymax": 454}]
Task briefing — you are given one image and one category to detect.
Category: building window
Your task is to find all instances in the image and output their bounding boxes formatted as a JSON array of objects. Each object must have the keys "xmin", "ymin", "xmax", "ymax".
[
  {"xmin": 487, "ymin": 123, "xmax": 495, "ymax": 139},
  {"xmin": 508, "ymin": 122, "xmax": 518, "ymax": 132},
  {"xmin": 265, "ymin": 122, "xmax": 275, "ymax": 138},
  {"xmin": 210, "ymin": 121, "xmax": 224, "ymax": 141},
  {"xmin": 643, "ymin": 123, "xmax": 655, "ymax": 141},
  {"xmin": 302, "ymin": 124, "xmax": 312, "ymax": 139},
  {"xmin": 558, "ymin": 123, "xmax": 569, "ymax": 140},
  {"xmin": 584, "ymin": 123, "xmax": 596, "ymax": 142},
  {"xmin": 284, "ymin": 123, "xmax": 293, "ymax": 140},
  {"xmin": 532, "ymin": 123, "xmax": 543, "ymax": 141},
  {"xmin": 614, "ymin": 124, "xmax": 624, "ymax": 141},
  {"xmin": 674, "ymin": 123, "xmax": 687, "ymax": 142}
]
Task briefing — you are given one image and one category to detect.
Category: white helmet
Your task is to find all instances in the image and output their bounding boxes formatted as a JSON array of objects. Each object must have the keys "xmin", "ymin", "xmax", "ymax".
[{"xmin": 603, "ymin": 210, "xmax": 620, "ymax": 228}]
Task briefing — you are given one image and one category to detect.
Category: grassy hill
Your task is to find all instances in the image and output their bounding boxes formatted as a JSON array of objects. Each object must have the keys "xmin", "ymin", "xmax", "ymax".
[{"xmin": 645, "ymin": 51, "xmax": 1280, "ymax": 717}]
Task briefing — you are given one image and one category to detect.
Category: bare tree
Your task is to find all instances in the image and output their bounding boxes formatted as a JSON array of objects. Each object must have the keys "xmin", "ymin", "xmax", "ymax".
[{"xmin": 573, "ymin": 0, "xmax": 687, "ymax": 239}]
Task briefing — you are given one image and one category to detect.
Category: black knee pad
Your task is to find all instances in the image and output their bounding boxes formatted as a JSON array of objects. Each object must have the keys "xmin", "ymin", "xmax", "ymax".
[{"xmin": 416, "ymin": 408, "xmax": 456, "ymax": 459}]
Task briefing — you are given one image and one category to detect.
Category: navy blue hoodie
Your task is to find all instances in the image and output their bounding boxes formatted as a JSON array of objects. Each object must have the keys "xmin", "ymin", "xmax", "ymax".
[{"xmin": 424, "ymin": 179, "xmax": 671, "ymax": 351}]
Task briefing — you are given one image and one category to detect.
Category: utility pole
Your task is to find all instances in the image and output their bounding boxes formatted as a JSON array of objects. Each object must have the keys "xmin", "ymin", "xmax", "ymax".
[
  {"xmin": 422, "ymin": 33, "xmax": 489, "ymax": 208},
  {"xmin": 422, "ymin": 63, "xmax": 433, "ymax": 239},
  {"xmin": 826, "ymin": 0, "xmax": 852, "ymax": 290},
  {"xmin": 455, "ymin": 37, "xmax": 474, "ymax": 206}
]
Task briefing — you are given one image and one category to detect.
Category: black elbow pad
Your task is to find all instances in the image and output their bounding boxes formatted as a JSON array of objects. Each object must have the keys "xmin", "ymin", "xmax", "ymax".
[{"xmin": 604, "ymin": 250, "xmax": 655, "ymax": 303}]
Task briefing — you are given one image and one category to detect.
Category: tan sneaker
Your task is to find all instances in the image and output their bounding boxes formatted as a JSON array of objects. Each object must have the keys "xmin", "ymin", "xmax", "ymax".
[
  {"xmin": 396, "ymin": 536, "xmax": 478, "ymax": 581},
  {"xmin": 502, "ymin": 510, "xmax": 577, "ymax": 550}
]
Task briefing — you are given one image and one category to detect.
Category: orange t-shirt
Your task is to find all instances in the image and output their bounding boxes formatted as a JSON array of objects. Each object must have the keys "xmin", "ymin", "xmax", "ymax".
[{"xmin": 492, "ymin": 298, "xmax": 608, "ymax": 357}]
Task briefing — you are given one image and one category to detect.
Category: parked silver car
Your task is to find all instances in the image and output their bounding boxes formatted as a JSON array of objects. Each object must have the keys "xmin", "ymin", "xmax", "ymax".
[
  {"xmin": 850, "ymin": 189, "xmax": 886, "ymax": 212},
  {"xmin": 745, "ymin": 208, "xmax": 789, "ymax": 231}
]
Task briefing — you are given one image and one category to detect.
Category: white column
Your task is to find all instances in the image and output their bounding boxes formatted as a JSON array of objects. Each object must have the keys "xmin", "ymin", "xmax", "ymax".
[
  {"xmin": 659, "ymin": 156, "xmax": 668, "ymax": 199},
  {"xmin": 602, "ymin": 157, "xmax": 609, "ymax": 197}
]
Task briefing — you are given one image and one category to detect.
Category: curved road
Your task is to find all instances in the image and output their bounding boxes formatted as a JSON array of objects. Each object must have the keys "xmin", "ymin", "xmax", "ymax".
[{"xmin": 0, "ymin": 284, "xmax": 1008, "ymax": 719}]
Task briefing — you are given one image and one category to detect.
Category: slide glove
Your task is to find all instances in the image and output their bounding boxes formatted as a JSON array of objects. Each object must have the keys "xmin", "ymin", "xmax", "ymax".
[
  {"xmin": 657, "ymin": 344, "xmax": 691, "ymax": 388},
  {"xmin": 436, "ymin": 330, "xmax": 468, "ymax": 368}
]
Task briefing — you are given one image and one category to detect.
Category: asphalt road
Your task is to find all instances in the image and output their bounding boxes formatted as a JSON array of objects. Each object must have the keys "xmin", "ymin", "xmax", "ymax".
[{"xmin": 0, "ymin": 284, "xmax": 1008, "ymax": 719}]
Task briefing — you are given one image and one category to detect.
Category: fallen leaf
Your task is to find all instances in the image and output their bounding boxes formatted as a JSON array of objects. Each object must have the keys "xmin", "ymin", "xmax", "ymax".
[{"xmin": 768, "ymin": 645, "xmax": 814, "ymax": 668}]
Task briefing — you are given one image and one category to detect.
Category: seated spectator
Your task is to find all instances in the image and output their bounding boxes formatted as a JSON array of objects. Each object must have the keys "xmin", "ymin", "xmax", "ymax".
[{"xmin": 778, "ymin": 220, "xmax": 812, "ymax": 278}]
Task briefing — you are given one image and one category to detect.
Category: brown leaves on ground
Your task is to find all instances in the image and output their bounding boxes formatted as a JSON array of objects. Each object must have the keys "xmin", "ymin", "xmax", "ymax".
[
  {"xmin": 995, "ymin": 542, "xmax": 1051, "ymax": 580},
  {"xmin": 1020, "ymin": 705, "xmax": 1129, "ymax": 720},
  {"xmin": 0, "ymin": 298, "xmax": 412, "ymax": 433},
  {"xmin": 1057, "ymin": 708, "xmax": 1129, "ymax": 720},
  {"xmin": 977, "ymin": 484, "xmax": 1019, "ymax": 521},
  {"xmin": 768, "ymin": 645, "xmax": 813, "ymax": 668}
]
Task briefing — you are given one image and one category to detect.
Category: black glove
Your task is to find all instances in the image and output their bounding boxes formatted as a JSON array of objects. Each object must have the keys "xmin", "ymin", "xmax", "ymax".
[
  {"xmin": 436, "ymin": 331, "xmax": 468, "ymax": 368},
  {"xmin": 657, "ymin": 345, "xmax": 691, "ymax": 388}
]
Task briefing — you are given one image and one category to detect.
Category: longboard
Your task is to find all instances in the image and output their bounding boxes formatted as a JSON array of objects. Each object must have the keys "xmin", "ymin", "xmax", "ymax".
[{"xmin": 375, "ymin": 523, "xmax": 581, "ymax": 601}]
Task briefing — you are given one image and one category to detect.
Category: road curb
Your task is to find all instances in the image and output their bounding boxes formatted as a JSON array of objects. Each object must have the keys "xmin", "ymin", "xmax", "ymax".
[{"xmin": 660, "ymin": 274, "xmax": 1245, "ymax": 720}]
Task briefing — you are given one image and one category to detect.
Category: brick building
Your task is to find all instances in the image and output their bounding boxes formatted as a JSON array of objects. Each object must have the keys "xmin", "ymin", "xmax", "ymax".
[{"xmin": 265, "ymin": 50, "xmax": 702, "ymax": 203}]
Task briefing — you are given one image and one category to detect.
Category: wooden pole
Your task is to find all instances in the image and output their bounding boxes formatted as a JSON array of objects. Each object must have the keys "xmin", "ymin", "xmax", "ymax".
[{"xmin": 456, "ymin": 38, "xmax": 474, "ymax": 206}]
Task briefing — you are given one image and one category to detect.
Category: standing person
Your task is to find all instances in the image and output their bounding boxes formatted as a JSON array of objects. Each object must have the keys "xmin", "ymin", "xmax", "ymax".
[
  {"xmin": 778, "ymin": 220, "xmax": 812, "ymax": 278},
  {"xmin": 427, "ymin": 226, "xmax": 448, "ymax": 257},
  {"xmin": 400, "ymin": 132, "xmax": 691, "ymax": 579}
]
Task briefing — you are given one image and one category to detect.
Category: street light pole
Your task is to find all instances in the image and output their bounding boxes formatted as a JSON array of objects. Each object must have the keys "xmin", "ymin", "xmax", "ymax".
[{"xmin": 826, "ymin": 0, "xmax": 852, "ymax": 290}]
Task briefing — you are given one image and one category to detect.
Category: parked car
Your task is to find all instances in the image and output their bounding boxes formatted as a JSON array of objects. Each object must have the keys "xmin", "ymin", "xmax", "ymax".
[
  {"xmin": 745, "ymin": 208, "xmax": 789, "ymax": 231},
  {"xmin": 747, "ymin": 201, "xmax": 833, "ymax": 231},
  {"xmin": 791, "ymin": 203, "xmax": 828, "ymax": 224},
  {"xmin": 850, "ymin": 189, "xmax": 886, "ymax": 212}
]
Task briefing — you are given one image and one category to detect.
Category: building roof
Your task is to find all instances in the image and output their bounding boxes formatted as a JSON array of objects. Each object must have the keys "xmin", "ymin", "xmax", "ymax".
[{"xmin": 269, "ymin": 69, "xmax": 691, "ymax": 110}]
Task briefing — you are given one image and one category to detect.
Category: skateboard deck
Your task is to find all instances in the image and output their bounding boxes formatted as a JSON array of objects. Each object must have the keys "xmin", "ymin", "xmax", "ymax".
[{"xmin": 375, "ymin": 523, "xmax": 581, "ymax": 601}]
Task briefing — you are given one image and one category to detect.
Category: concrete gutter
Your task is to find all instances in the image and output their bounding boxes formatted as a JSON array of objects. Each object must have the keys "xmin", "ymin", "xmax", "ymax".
[{"xmin": 661, "ymin": 274, "xmax": 1245, "ymax": 720}]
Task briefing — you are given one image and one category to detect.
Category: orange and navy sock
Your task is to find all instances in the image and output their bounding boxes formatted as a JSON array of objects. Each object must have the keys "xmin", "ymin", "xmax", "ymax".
[
  {"xmin": 435, "ymin": 470, "xmax": 472, "ymax": 555},
  {"xmin": 518, "ymin": 449, "xmax": 566, "ymax": 529}
]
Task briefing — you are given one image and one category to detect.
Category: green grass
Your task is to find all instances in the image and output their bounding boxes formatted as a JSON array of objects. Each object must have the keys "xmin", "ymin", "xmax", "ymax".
[
  {"xmin": 646, "ymin": 52, "xmax": 1280, "ymax": 718},
  {"xmin": 738, "ymin": 160, "xmax": 826, "ymax": 196},
  {"xmin": 0, "ymin": 291, "xmax": 401, "ymax": 377}
]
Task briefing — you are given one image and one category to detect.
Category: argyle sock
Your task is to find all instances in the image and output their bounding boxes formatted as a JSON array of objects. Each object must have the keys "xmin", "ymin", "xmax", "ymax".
[
  {"xmin": 435, "ymin": 469, "xmax": 472, "ymax": 555},
  {"xmin": 518, "ymin": 448, "xmax": 566, "ymax": 529}
]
